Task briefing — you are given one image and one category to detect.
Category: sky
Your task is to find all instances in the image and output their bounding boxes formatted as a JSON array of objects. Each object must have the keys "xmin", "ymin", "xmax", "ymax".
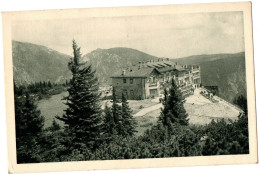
[{"xmin": 12, "ymin": 11, "xmax": 244, "ymax": 58}]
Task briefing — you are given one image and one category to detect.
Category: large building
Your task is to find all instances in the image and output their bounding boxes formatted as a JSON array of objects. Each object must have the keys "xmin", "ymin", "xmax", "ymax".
[{"xmin": 111, "ymin": 59, "xmax": 201, "ymax": 100}]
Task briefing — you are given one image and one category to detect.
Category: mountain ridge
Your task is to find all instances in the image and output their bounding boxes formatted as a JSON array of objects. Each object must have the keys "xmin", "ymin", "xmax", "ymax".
[{"xmin": 12, "ymin": 41, "xmax": 246, "ymax": 102}]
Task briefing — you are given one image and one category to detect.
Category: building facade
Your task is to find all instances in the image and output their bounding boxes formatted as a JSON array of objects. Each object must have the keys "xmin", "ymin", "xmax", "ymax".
[{"xmin": 111, "ymin": 59, "xmax": 201, "ymax": 100}]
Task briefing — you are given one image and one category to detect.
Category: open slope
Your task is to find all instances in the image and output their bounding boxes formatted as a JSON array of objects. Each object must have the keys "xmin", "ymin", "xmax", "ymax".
[{"xmin": 12, "ymin": 41, "xmax": 71, "ymax": 85}]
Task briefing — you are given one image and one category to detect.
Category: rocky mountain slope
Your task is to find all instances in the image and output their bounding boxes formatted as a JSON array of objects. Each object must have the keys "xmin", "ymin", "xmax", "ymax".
[
  {"xmin": 12, "ymin": 41, "xmax": 246, "ymax": 102},
  {"xmin": 12, "ymin": 41, "xmax": 71, "ymax": 85},
  {"xmin": 82, "ymin": 47, "xmax": 159, "ymax": 84}
]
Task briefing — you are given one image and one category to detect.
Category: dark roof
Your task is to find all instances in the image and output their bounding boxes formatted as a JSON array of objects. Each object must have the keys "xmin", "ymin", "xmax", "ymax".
[
  {"xmin": 111, "ymin": 67, "xmax": 160, "ymax": 78},
  {"xmin": 157, "ymin": 64, "xmax": 185, "ymax": 73},
  {"xmin": 111, "ymin": 60, "xmax": 190, "ymax": 78}
]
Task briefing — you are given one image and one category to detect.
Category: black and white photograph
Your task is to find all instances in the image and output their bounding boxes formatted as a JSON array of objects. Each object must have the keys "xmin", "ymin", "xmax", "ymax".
[{"xmin": 1, "ymin": 1, "xmax": 257, "ymax": 173}]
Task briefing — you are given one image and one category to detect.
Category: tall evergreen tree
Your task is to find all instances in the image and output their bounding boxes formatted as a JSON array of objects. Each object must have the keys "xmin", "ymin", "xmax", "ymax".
[
  {"xmin": 111, "ymin": 88, "xmax": 123, "ymax": 135},
  {"xmin": 121, "ymin": 92, "xmax": 137, "ymax": 137},
  {"xmin": 14, "ymin": 83, "xmax": 45, "ymax": 163},
  {"xmin": 15, "ymin": 92, "xmax": 45, "ymax": 138},
  {"xmin": 103, "ymin": 105, "xmax": 117, "ymax": 138},
  {"xmin": 159, "ymin": 79, "xmax": 189, "ymax": 129},
  {"xmin": 56, "ymin": 40, "xmax": 103, "ymax": 150}
]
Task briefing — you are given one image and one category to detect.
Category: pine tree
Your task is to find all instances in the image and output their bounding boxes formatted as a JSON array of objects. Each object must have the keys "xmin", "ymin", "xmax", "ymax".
[
  {"xmin": 159, "ymin": 79, "xmax": 189, "ymax": 129},
  {"xmin": 103, "ymin": 105, "xmax": 117, "ymax": 137},
  {"xmin": 14, "ymin": 83, "xmax": 45, "ymax": 163},
  {"xmin": 49, "ymin": 118, "xmax": 61, "ymax": 132},
  {"xmin": 15, "ymin": 92, "xmax": 45, "ymax": 138},
  {"xmin": 111, "ymin": 88, "xmax": 123, "ymax": 135},
  {"xmin": 121, "ymin": 92, "xmax": 137, "ymax": 137},
  {"xmin": 56, "ymin": 40, "xmax": 103, "ymax": 150},
  {"xmin": 47, "ymin": 81, "xmax": 52, "ymax": 88}
]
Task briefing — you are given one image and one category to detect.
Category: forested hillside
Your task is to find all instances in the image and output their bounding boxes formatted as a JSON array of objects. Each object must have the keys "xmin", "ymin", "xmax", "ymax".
[{"xmin": 12, "ymin": 41, "xmax": 71, "ymax": 85}]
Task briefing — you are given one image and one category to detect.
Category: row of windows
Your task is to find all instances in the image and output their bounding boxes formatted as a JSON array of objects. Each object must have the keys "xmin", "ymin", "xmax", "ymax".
[
  {"xmin": 123, "ymin": 78, "xmax": 133, "ymax": 84},
  {"xmin": 123, "ymin": 89, "xmax": 134, "ymax": 97}
]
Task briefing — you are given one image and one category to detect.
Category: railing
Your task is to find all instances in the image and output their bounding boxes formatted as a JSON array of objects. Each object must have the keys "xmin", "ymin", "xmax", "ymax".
[
  {"xmin": 200, "ymin": 87, "xmax": 244, "ymax": 113},
  {"xmin": 149, "ymin": 81, "xmax": 159, "ymax": 87},
  {"xmin": 193, "ymin": 74, "xmax": 200, "ymax": 79},
  {"xmin": 192, "ymin": 67, "xmax": 200, "ymax": 70}
]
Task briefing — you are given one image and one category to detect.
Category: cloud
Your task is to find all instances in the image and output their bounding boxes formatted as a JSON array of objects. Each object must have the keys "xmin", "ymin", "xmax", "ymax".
[{"xmin": 12, "ymin": 11, "xmax": 244, "ymax": 58}]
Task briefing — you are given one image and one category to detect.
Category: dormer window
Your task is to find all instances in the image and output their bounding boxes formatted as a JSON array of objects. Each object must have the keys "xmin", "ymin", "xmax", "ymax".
[{"xmin": 123, "ymin": 78, "xmax": 126, "ymax": 83}]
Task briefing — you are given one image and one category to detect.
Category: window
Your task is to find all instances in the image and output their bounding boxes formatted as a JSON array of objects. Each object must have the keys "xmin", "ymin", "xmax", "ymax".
[
  {"xmin": 130, "ymin": 78, "xmax": 133, "ymax": 84},
  {"xmin": 123, "ymin": 78, "xmax": 126, "ymax": 83},
  {"xmin": 130, "ymin": 90, "xmax": 134, "ymax": 97}
]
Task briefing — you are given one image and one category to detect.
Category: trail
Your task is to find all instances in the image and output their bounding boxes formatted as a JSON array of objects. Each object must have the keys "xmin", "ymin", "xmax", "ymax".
[{"xmin": 133, "ymin": 103, "xmax": 162, "ymax": 117}]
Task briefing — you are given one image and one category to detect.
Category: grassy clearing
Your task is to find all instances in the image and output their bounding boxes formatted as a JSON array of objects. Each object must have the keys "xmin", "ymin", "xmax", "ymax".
[
  {"xmin": 128, "ymin": 99, "xmax": 159, "ymax": 114},
  {"xmin": 135, "ymin": 109, "xmax": 160, "ymax": 136},
  {"xmin": 37, "ymin": 91, "xmax": 68, "ymax": 128},
  {"xmin": 37, "ymin": 91, "xmax": 239, "ymax": 135},
  {"xmin": 38, "ymin": 92, "xmax": 158, "ymax": 129}
]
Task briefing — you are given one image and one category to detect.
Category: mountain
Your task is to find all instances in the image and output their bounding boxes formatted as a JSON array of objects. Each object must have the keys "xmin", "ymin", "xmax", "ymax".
[
  {"xmin": 171, "ymin": 52, "xmax": 246, "ymax": 102},
  {"xmin": 83, "ymin": 48, "xmax": 246, "ymax": 102},
  {"xmin": 199, "ymin": 54, "xmax": 246, "ymax": 102},
  {"xmin": 172, "ymin": 52, "xmax": 245, "ymax": 65},
  {"xmin": 12, "ymin": 41, "xmax": 246, "ymax": 103},
  {"xmin": 12, "ymin": 41, "xmax": 71, "ymax": 85},
  {"xmin": 82, "ymin": 47, "xmax": 159, "ymax": 84}
]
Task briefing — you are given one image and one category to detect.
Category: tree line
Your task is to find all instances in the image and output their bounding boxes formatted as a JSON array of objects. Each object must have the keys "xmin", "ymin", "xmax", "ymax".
[
  {"xmin": 14, "ymin": 40, "xmax": 249, "ymax": 163},
  {"xmin": 15, "ymin": 80, "xmax": 69, "ymax": 100}
]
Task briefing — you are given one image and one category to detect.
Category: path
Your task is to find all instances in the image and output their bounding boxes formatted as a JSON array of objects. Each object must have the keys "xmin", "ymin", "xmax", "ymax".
[{"xmin": 133, "ymin": 103, "xmax": 162, "ymax": 117}]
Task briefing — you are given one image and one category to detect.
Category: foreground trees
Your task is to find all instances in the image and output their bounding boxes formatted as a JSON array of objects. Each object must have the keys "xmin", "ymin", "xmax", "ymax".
[
  {"xmin": 14, "ymin": 41, "xmax": 249, "ymax": 163},
  {"xmin": 158, "ymin": 80, "xmax": 189, "ymax": 134},
  {"xmin": 104, "ymin": 89, "xmax": 137, "ymax": 138},
  {"xmin": 14, "ymin": 83, "xmax": 45, "ymax": 163},
  {"xmin": 57, "ymin": 40, "xmax": 103, "ymax": 150}
]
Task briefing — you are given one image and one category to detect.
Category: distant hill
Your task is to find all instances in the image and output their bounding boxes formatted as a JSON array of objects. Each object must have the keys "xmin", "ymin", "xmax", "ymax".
[
  {"xmin": 82, "ymin": 47, "xmax": 160, "ymax": 84},
  {"xmin": 199, "ymin": 54, "xmax": 246, "ymax": 102},
  {"xmin": 12, "ymin": 41, "xmax": 71, "ymax": 85},
  {"xmin": 83, "ymin": 48, "xmax": 246, "ymax": 102},
  {"xmin": 170, "ymin": 52, "xmax": 246, "ymax": 102},
  {"xmin": 172, "ymin": 52, "xmax": 245, "ymax": 65},
  {"xmin": 12, "ymin": 41, "xmax": 246, "ymax": 102}
]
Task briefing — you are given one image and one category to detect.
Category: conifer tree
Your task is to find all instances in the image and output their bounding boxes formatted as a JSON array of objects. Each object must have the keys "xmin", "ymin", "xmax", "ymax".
[
  {"xmin": 15, "ymin": 92, "xmax": 45, "ymax": 138},
  {"xmin": 103, "ymin": 105, "xmax": 117, "ymax": 137},
  {"xmin": 56, "ymin": 40, "xmax": 103, "ymax": 149},
  {"xmin": 121, "ymin": 92, "xmax": 137, "ymax": 137},
  {"xmin": 49, "ymin": 118, "xmax": 61, "ymax": 132},
  {"xmin": 159, "ymin": 79, "xmax": 189, "ymax": 129},
  {"xmin": 14, "ymin": 83, "xmax": 45, "ymax": 163},
  {"xmin": 111, "ymin": 88, "xmax": 123, "ymax": 135}
]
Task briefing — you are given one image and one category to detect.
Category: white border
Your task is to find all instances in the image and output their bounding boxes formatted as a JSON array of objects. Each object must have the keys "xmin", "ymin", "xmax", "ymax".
[{"xmin": 1, "ymin": 0, "xmax": 259, "ymax": 174}]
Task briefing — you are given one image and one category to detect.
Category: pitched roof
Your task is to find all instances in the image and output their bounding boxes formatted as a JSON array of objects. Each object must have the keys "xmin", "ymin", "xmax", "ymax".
[
  {"xmin": 112, "ymin": 67, "xmax": 160, "ymax": 78},
  {"xmin": 111, "ymin": 60, "xmax": 191, "ymax": 78}
]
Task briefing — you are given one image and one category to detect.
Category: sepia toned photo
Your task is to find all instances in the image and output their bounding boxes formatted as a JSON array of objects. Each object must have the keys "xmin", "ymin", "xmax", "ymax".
[{"xmin": 2, "ymin": 2, "xmax": 257, "ymax": 173}]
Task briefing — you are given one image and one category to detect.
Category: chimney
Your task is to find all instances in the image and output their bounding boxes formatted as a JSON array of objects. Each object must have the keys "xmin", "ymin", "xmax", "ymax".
[
  {"xmin": 166, "ymin": 58, "xmax": 169, "ymax": 61},
  {"xmin": 139, "ymin": 61, "xmax": 142, "ymax": 69},
  {"xmin": 158, "ymin": 58, "xmax": 160, "ymax": 62},
  {"xmin": 122, "ymin": 70, "xmax": 126, "ymax": 75},
  {"xmin": 175, "ymin": 62, "xmax": 178, "ymax": 65}
]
